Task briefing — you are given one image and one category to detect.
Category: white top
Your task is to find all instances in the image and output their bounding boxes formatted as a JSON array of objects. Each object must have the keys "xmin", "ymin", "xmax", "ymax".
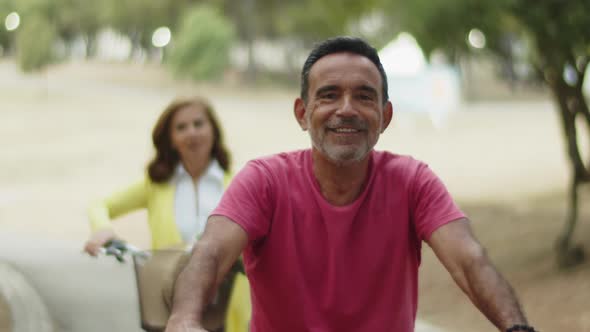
[{"xmin": 173, "ymin": 160, "xmax": 225, "ymax": 244}]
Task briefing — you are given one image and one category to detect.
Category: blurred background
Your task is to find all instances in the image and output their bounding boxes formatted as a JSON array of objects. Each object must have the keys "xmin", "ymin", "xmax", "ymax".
[{"xmin": 0, "ymin": 0, "xmax": 589, "ymax": 331}]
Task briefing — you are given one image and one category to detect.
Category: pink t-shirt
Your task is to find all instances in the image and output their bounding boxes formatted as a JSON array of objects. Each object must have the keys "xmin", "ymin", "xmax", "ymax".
[{"xmin": 212, "ymin": 149, "xmax": 465, "ymax": 332}]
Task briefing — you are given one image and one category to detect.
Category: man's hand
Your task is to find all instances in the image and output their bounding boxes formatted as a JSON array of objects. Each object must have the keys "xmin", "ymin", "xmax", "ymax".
[{"xmin": 83, "ymin": 229, "xmax": 116, "ymax": 256}]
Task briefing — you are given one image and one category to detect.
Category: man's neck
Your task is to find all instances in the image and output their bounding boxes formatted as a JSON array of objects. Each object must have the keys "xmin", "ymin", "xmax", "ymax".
[{"xmin": 311, "ymin": 149, "xmax": 371, "ymax": 206}]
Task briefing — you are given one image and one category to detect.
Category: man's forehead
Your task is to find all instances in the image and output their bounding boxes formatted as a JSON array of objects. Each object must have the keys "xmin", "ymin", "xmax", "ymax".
[{"xmin": 309, "ymin": 52, "xmax": 381, "ymax": 85}]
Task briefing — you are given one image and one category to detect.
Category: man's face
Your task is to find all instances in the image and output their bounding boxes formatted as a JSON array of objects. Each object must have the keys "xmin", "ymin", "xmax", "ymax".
[{"xmin": 295, "ymin": 52, "xmax": 392, "ymax": 165}]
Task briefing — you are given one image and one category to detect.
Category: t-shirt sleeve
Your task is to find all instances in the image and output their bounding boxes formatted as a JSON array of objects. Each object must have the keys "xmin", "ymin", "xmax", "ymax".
[
  {"xmin": 410, "ymin": 163, "xmax": 466, "ymax": 241},
  {"xmin": 211, "ymin": 160, "xmax": 274, "ymax": 242}
]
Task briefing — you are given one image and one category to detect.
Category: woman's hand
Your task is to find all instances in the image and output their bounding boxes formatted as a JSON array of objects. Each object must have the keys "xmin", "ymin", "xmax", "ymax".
[{"xmin": 83, "ymin": 229, "xmax": 117, "ymax": 256}]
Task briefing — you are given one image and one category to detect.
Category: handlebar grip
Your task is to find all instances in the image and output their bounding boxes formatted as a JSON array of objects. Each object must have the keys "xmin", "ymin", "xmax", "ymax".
[
  {"xmin": 103, "ymin": 239, "xmax": 128, "ymax": 263},
  {"xmin": 104, "ymin": 239, "xmax": 127, "ymax": 250}
]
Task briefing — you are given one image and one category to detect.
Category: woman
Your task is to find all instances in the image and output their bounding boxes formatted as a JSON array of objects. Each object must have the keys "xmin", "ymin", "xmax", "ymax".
[
  {"xmin": 84, "ymin": 96, "xmax": 231, "ymax": 253},
  {"xmin": 83, "ymin": 96, "xmax": 240, "ymax": 331}
]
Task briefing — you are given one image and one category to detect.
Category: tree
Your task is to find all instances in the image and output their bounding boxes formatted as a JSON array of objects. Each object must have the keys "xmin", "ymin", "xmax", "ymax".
[
  {"xmin": 212, "ymin": 0, "xmax": 391, "ymax": 80},
  {"xmin": 0, "ymin": 0, "xmax": 17, "ymax": 56},
  {"xmin": 168, "ymin": 5, "xmax": 235, "ymax": 81},
  {"xmin": 101, "ymin": 0, "xmax": 194, "ymax": 60},
  {"xmin": 14, "ymin": 0, "xmax": 103, "ymax": 58},
  {"xmin": 383, "ymin": 0, "xmax": 590, "ymax": 267},
  {"xmin": 274, "ymin": 0, "xmax": 384, "ymax": 45},
  {"xmin": 16, "ymin": 14, "xmax": 56, "ymax": 72},
  {"xmin": 53, "ymin": 0, "xmax": 103, "ymax": 57}
]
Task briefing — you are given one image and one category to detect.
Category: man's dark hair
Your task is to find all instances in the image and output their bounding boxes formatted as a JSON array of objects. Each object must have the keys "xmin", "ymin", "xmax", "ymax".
[{"xmin": 300, "ymin": 36, "xmax": 389, "ymax": 105}]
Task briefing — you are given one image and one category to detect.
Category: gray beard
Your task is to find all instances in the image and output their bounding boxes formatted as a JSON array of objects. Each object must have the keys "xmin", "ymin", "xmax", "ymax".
[{"xmin": 310, "ymin": 136, "xmax": 370, "ymax": 167}]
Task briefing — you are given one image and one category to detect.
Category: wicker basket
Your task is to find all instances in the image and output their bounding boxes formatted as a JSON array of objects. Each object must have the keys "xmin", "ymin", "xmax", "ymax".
[{"xmin": 132, "ymin": 250, "xmax": 237, "ymax": 332}]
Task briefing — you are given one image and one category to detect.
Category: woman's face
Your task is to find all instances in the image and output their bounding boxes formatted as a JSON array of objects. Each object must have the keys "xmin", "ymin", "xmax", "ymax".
[{"xmin": 170, "ymin": 104, "xmax": 215, "ymax": 161}]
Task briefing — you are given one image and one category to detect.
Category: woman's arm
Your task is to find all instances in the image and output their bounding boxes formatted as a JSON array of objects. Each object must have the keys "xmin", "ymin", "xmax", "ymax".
[{"xmin": 84, "ymin": 178, "xmax": 149, "ymax": 255}]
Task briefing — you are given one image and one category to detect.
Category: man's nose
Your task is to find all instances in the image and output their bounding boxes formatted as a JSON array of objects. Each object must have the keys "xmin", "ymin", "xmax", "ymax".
[{"xmin": 335, "ymin": 95, "xmax": 357, "ymax": 117}]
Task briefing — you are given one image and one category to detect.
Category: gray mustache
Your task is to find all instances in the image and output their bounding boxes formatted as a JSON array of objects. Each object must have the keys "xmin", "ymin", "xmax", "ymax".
[{"xmin": 326, "ymin": 117, "xmax": 368, "ymax": 130}]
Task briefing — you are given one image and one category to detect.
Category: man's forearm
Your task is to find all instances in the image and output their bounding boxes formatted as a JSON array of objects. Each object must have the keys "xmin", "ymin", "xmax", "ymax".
[
  {"xmin": 169, "ymin": 241, "xmax": 220, "ymax": 325},
  {"xmin": 428, "ymin": 220, "xmax": 532, "ymax": 331},
  {"xmin": 464, "ymin": 253, "xmax": 528, "ymax": 330}
]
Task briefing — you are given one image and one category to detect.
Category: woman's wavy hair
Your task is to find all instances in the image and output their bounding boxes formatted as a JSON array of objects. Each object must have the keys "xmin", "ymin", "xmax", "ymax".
[{"xmin": 147, "ymin": 97, "xmax": 231, "ymax": 183}]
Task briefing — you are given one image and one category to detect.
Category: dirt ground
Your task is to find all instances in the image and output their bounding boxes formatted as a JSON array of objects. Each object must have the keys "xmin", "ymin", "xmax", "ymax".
[
  {"xmin": 1, "ymin": 60, "xmax": 589, "ymax": 331},
  {"xmin": 420, "ymin": 193, "xmax": 590, "ymax": 331}
]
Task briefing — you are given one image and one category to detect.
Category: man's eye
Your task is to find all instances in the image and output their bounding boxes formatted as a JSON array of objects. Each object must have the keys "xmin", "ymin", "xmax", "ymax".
[
  {"xmin": 359, "ymin": 94, "xmax": 374, "ymax": 101},
  {"xmin": 321, "ymin": 93, "xmax": 337, "ymax": 100}
]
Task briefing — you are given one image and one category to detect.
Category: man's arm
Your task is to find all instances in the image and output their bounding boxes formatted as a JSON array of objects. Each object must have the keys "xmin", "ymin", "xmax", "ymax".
[
  {"xmin": 427, "ymin": 218, "xmax": 531, "ymax": 331},
  {"xmin": 165, "ymin": 216, "xmax": 248, "ymax": 332}
]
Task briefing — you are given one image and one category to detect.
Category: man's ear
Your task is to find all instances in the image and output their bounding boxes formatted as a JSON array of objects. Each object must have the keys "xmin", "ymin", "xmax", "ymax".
[
  {"xmin": 381, "ymin": 101, "xmax": 393, "ymax": 133},
  {"xmin": 294, "ymin": 98, "xmax": 308, "ymax": 131}
]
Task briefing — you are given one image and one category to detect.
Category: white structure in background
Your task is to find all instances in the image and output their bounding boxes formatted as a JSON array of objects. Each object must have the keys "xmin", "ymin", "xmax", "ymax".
[
  {"xmin": 75, "ymin": 28, "xmax": 168, "ymax": 61},
  {"xmin": 230, "ymin": 39, "xmax": 307, "ymax": 72},
  {"xmin": 379, "ymin": 33, "xmax": 461, "ymax": 129},
  {"xmin": 94, "ymin": 28, "xmax": 133, "ymax": 61}
]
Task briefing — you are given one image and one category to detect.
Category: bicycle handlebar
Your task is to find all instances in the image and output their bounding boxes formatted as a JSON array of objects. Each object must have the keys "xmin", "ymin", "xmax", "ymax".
[{"xmin": 99, "ymin": 239, "xmax": 147, "ymax": 263}]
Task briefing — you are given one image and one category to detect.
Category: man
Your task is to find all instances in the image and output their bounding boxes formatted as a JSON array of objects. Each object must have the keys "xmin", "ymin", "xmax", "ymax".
[{"xmin": 165, "ymin": 37, "xmax": 536, "ymax": 332}]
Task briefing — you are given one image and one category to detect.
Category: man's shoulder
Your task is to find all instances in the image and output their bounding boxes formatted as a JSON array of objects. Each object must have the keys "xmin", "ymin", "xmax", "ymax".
[
  {"xmin": 373, "ymin": 150, "xmax": 425, "ymax": 171},
  {"xmin": 372, "ymin": 151, "xmax": 428, "ymax": 190},
  {"xmin": 250, "ymin": 149, "xmax": 309, "ymax": 170}
]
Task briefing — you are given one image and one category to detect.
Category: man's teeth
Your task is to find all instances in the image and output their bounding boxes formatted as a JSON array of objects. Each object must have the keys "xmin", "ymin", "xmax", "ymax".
[{"xmin": 334, "ymin": 128, "xmax": 358, "ymax": 133}]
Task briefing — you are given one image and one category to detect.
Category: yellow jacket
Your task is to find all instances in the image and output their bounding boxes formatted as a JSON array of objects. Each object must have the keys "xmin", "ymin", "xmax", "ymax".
[
  {"xmin": 88, "ymin": 173, "xmax": 232, "ymax": 249},
  {"xmin": 88, "ymin": 178, "xmax": 178, "ymax": 249},
  {"xmin": 88, "ymin": 172, "xmax": 251, "ymax": 331}
]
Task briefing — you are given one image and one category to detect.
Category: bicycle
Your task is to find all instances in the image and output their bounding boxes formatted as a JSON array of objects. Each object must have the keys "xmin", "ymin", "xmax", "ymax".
[{"xmin": 100, "ymin": 240, "xmax": 240, "ymax": 332}]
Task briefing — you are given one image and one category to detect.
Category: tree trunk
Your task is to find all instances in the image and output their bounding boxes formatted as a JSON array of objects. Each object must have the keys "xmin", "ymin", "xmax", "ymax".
[
  {"xmin": 548, "ymin": 73, "xmax": 589, "ymax": 267},
  {"xmin": 573, "ymin": 85, "xmax": 590, "ymax": 166},
  {"xmin": 129, "ymin": 31, "xmax": 143, "ymax": 61},
  {"xmin": 242, "ymin": 0, "xmax": 257, "ymax": 82},
  {"xmin": 84, "ymin": 34, "xmax": 96, "ymax": 59}
]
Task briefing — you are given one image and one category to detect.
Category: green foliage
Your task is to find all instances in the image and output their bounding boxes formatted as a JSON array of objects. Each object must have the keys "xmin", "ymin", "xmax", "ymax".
[
  {"xmin": 507, "ymin": 0, "xmax": 590, "ymax": 68},
  {"xmin": 381, "ymin": 0, "xmax": 590, "ymax": 70},
  {"xmin": 54, "ymin": 0, "xmax": 102, "ymax": 44},
  {"xmin": 6, "ymin": 0, "xmax": 587, "ymax": 83},
  {"xmin": 14, "ymin": 0, "xmax": 103, "ymax": 57},
  {"xmin": 168, "ymin": 5, "xmax": 235, "ymax": 81},
  {"xmin": 212, "ymin": 0, "xmax": 386, "ymax": 45},
  {"xmin": 279, "ymin": 0, "xmax": 381, "ymax": 43},
  {"xmin": 381, "ymin": 0, "xmax": 509, "ymax": 58},
  {"xmin": 7, "ymin": 0, "xmax": 198, "ymax": 60},
  {"xmin": 0, "ymin": 0, "xmax": 16, "ymax": 53},
  {"xmin": 16, "ymin": 14, "xmax": 56, "ymax": 72},
  {"xmin": 101, "ymin": 0, "xmax": 194, "ymax": 55}
]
